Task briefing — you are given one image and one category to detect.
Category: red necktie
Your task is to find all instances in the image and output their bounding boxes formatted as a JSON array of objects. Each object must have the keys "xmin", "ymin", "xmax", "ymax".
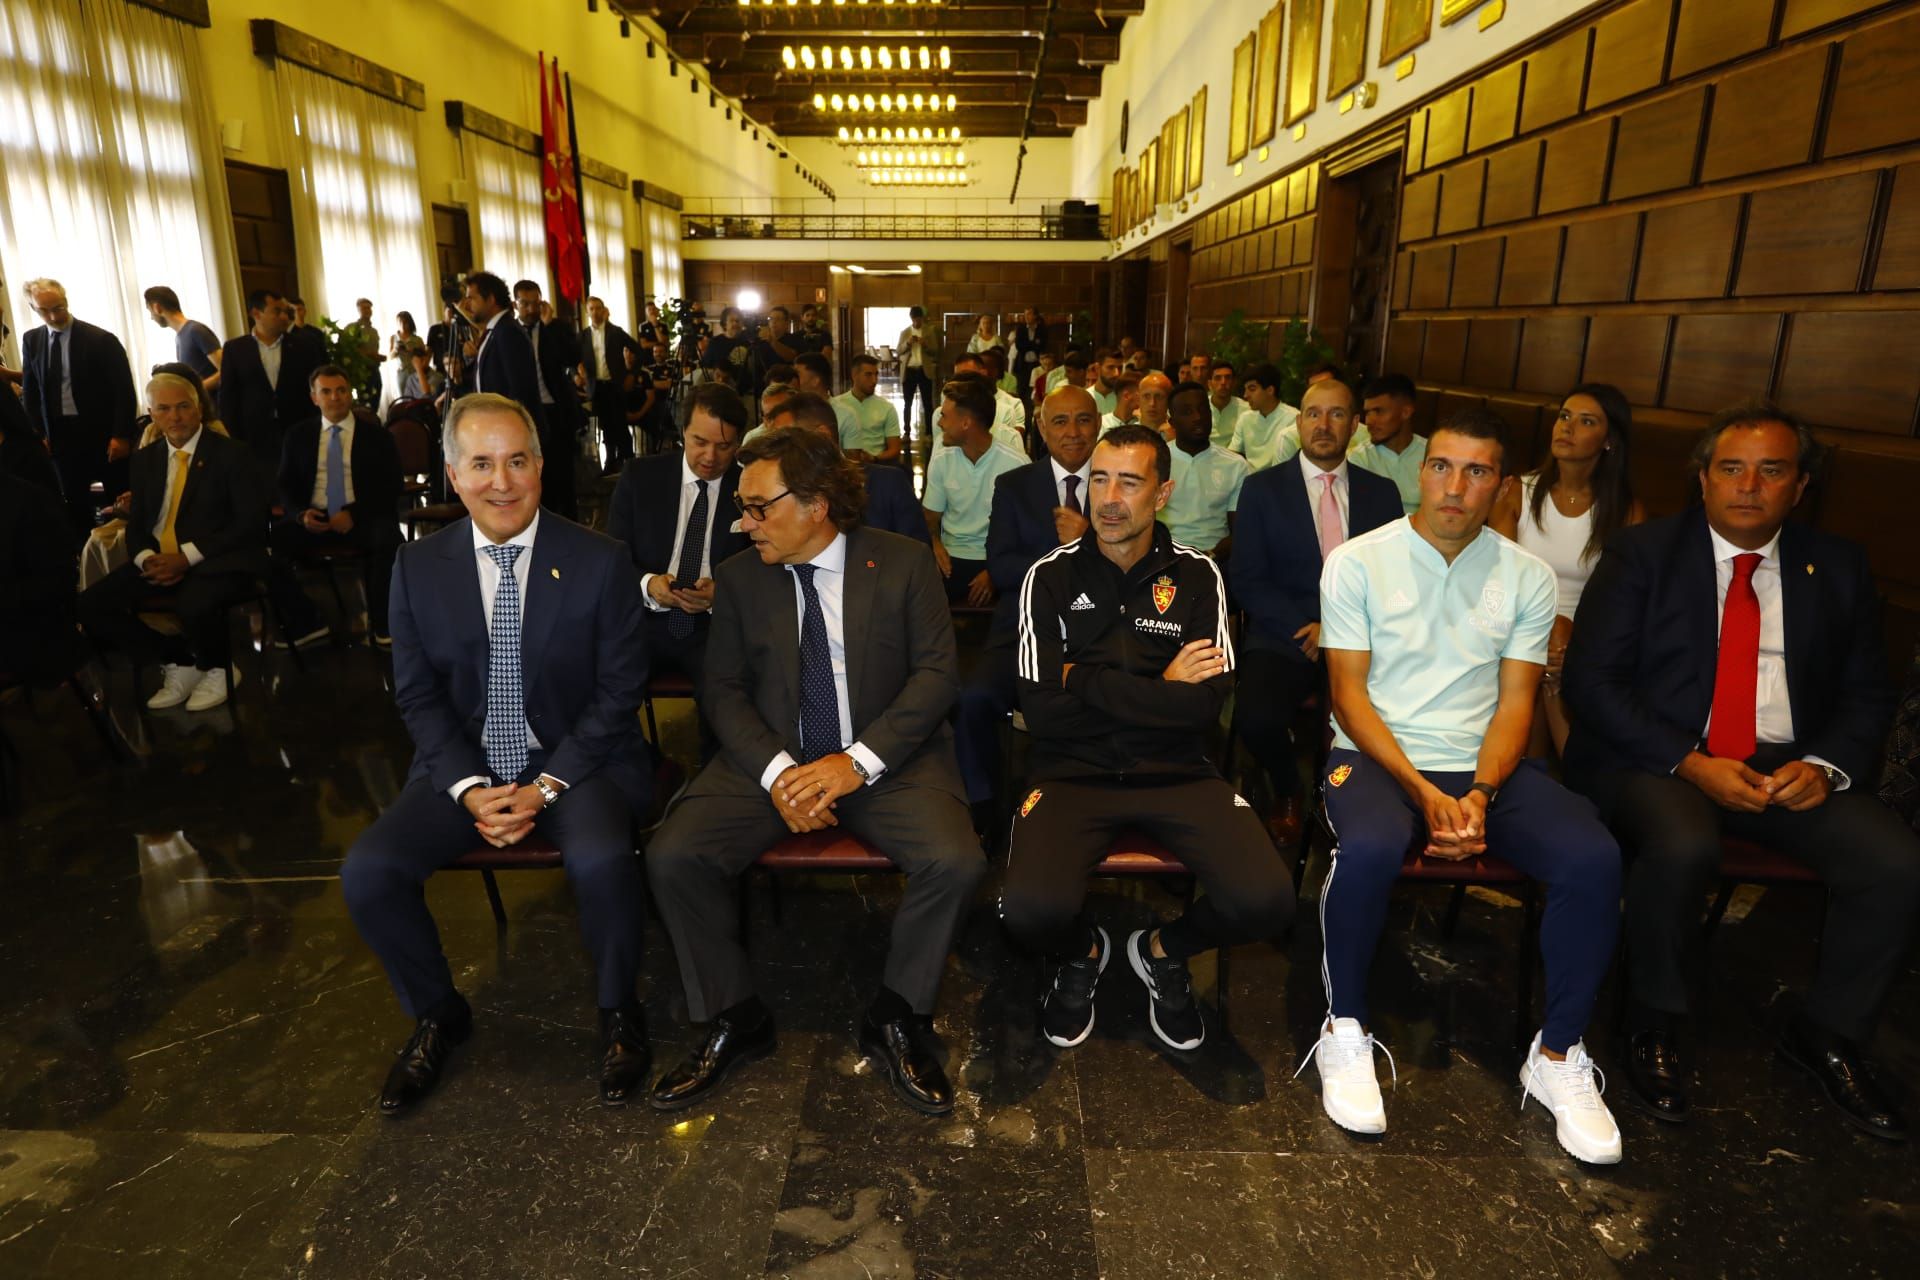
[{"xmin": 1707, "ymin": 552, "xmax": 1763, "ymax": 760}]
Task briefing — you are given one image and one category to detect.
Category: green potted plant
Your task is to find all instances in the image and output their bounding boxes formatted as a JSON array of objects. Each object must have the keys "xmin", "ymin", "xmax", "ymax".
[
  {"xmin": 317, "ymin": 316, "xmax": 381, "ymax": 400},
  {"xmin": 1273, "ymin": 317, "xmax": 1337, "ymax": 406},
  {"xmin": 1207, "ymin": 308, "xmax": 1269, "ymax": 377}
]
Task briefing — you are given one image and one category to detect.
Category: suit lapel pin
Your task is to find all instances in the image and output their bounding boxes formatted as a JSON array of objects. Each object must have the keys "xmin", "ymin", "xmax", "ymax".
[
  {"xmin": 551, "ymin": 567, "xmax": 561, "ymax": 579},
  {"xmin": 1805, "ymin": 564, "xmax": 1814, "ymax": 575},
  {"xmin": 866, "ymin": 560, "xmax": 876, "ymax": 569}
]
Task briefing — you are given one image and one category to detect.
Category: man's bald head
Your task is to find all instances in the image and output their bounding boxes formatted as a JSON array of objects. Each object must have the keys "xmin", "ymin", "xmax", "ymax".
[
  {"xmin": 1039, "ymin": 384, "xmax": 1100, "ymax": 472},
  {"xmin": 1138, "ymin": 372, "xmax": 1173, "ymax": 427}
]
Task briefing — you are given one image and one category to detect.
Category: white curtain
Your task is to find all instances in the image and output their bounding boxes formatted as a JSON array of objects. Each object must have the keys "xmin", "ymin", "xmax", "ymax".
[
  {"xmin": 641, "ymin": 198, "xmax": 683, "ymax": 304},
  {"xmin": 465, "ymin": 131, "xmax": 547, "ymax": 297},
  {"xmin": 0, "ymin": 0, "xmax": 239, "ymax": 373},
  {"xmin": 583, "ymin": 178, "xmax": 628, "ymax": 328},
  {"xmin": 277, "ymin": 62, "xmax": 433, "ymax": 340}
]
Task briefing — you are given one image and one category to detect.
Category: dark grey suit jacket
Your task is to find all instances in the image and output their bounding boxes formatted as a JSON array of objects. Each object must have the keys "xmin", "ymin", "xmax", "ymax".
[{"xmin": 692, "ymin": 525, "xmax": 963, "ymax": 801}]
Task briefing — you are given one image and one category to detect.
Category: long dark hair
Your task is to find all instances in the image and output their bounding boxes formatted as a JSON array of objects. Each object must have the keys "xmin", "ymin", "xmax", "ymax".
[{"xmin": 1529, "ymin": 382, "xmax": 1635, "ymax": 565}]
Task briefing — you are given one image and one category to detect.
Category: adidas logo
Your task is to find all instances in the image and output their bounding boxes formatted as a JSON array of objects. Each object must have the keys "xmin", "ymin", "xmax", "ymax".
[
  {"xmin": 1387, "ymin": 588, "xmax": 1414, "ymax": 608},
  {"xmin": 1069, "ymin": 592, "xmax": 1096, "ymax": 611}
]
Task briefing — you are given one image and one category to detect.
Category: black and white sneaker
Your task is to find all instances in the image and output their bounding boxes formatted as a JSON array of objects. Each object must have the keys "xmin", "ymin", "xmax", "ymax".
[
  {"xmin": 1040, "ymin": 926, "xmax": 1110, "ymax": 1049},
  {"xmin": 1126, "ymin": 929, "xmax": 1205, "ymax": 1051}
]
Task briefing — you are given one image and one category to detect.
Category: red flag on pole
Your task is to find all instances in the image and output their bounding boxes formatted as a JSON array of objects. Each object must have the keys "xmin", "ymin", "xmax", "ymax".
[{"xmin": 540, "ymin": 53, "xmax": 586, "ymax": 305}]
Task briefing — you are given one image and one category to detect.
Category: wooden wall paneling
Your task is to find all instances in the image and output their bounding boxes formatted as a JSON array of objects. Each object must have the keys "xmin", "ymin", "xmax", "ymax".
[
  {"xmin": 1423, "ymin": 318, "xmax": 1471, "ymax": 384},
  {"xmin": 1631, "ymin": 419, "xmax": 1711, "ymax": 514},
  {"xmin": 1608, "ymin": 86, "xmax": 1706, "ymax": 199},
  {"xmin": 1435, "ymin": 159, "xmax": 1487, "ymax": 236},
  {"xmin": 1425, "ymin": 87, "xmax": 1473, "ymax": 169},
  {"xmin": 1781, "ymin": 0, "xmax": 1889, "ymax": 40},
  {"xmin": 1558, "ymin": 211, "xmax": 1643, "ymax": 304},
  {"xmin": 1516, "ymin": 315, "xmax": 1590, "ymax": 394},
  {"xmin": 1276, "ymin": 220, "xmax": 1298, "ymax": 267},
  {"xmin": 1468, "ymin": 62, "xmax": 1523, "ymax": 154},
  {"xmin": 1538, "ymin": 115, "xmax": 1614, "ymax": 215},
  {"xmin": 1449, "ymin": 236, "xmax": 1505, "ymax": 307},
  {"xmin": 1486, "ymin": 395, "xmax": 1550, "ymax": 472},
  {"xmin": 1482, "ymin": 140, "xmax": 1543, "ymax": 225},
  {"xmin": 1287, "ymin": 167, "xmax": 1310, "ymax": 220},
  {"xmin": 1406, "ymin": 110, "xmax": 1428, "ymax": 174},
  {"xmin": 1699, "ymin": 44, "xmax": 1829, "ymax": 183},
  {"xmin": 1825, "ymin": 9, "xmax": 1920, "ymax": 158},
  {"xmin": 1734, "ymin": 170, "xmax": 1879, "ymax": 296},
  {"xmin": 1820, "ymin": 447, "xmax": 1920, "ymax": 592},
  {"xmin": 1401, "ymin": 172, "xmax": 1440, "ymax": 241},
  {"xmin": 1637, "ymin": 194, "xmax": 1743, "ymax": 300},
  {"xmin": 1585, "ymin": 0, "xmax": 1675, "ymax": 110},
  {"xmin": 1669, "ymin": 0, "xmax": 1776, "ymax": 80},
  {"xmin": 1463, "ymin": 317, "xmax": 1523, "ymax": 389},
  {"xmin": 1410, "ymin": 244, "xmax": 1454, "ymax": 308},
  {"xmin": 1582, "ymin": 313, "xmax": 1672, "ymax": 404},
  {"xmin": 1304, "ymin": 163, "xmax": 1321, "ymax": 213},
  {"xmin": 1875, "ymin": 162, "xmax": 1920, "ymax": 289},
  {"xmin": 1498, "ymin": 225, "xmax": 1564, "ymax": 306},
  {"xmin": 1296, "ymin": 213, "xmax": 1318, "ymax": 262},
  {"xmin": 1777, "ymin": 310, "xmax": 1920, "ymax": 433},
  {"xmin": 1385, "ymin": 318, "xmax": 1425, "ymax": 376},
  {"xmin": 1520, "ymin": 28, "xmax": 1592, "ymax": 134},
  {"xmin": 1663, "ymin": 312, "xmax": 1783, "ymax": 412},
  {"xmin": 1411, "ymin": 386, "xmax": 1442, "ymax": 431}
]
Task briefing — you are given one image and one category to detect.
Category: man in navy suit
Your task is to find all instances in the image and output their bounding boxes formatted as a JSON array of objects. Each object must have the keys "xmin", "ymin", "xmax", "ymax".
[
  {"xmin": 19, "ymin": 278, "xmax": 136, "ymax": 536},
  {"xmin": 1229, "ymin": 378, "xmax": 1402, "ymax": 838},
  {"xmin": 459, "ymin": 273, "xmax": 546, "ymax": 436},
  {"xmin": 607, "ymin": 381, "xmax": 750, "ymax": 758},
  {"xmin": 950, "ymin": 384, "xmax": 1101, "ymax": 823},
  {"xmin": 512, "ymin": 280, "xmax": 585, "ymax": 520},
  {"xmin": 340, "ymin": 392, "xmax": 652, "ymax": 1115},
  {"xmin": 764, "ymin": 391, "xmax": 929, "ymax": 545},
  {"xmin": 1566, "ymin": 402, "xmax": 1920, "ymax": 1140},
  {"xmin": 217, "ymin": 289, "xmax": 326, "ymax": 480}
]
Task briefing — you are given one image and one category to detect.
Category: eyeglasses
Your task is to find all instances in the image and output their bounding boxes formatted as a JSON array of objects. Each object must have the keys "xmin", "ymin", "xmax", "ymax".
[{"xmin": 733, "ymin": 489, "xmax": 794, "ymax": 522}]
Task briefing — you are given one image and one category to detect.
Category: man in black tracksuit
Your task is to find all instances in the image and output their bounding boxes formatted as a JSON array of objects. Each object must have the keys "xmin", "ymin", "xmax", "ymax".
[{"xmin": 1003, "ymin": 423, "xmax": 1295, "ymax": 1054}]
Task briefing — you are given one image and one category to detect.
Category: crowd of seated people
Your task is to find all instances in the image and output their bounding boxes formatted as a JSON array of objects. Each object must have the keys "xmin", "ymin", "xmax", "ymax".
[{"xmin": 7, "ymin": 277, "xmax": 1920, "ymax": 1169}]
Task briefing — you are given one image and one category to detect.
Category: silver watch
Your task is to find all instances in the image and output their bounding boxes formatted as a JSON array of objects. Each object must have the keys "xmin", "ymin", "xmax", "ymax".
[
  {"xmin": 848, "ymin": 757, "xmax": 872, "ymax": 784},
  {"xmin": 534, "ymin": 777, "xmax": 563, "ymax": 808}
]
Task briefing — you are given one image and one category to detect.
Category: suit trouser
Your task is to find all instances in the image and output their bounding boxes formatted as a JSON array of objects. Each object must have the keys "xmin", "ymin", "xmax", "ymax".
[
  {"xmin": 341, "ymin": 759, "xmax": 645, "ymax": 1018},
  {"xmin": 901, "ymin": 367, "xmax": 934, "ymax": 445},
  {"xmin": 647, "ymin": 770, "xmax": 986, "ymax": 1020},
  {"xmin": 1000, "ymin": 775, "xmax": 1295, "ymax": 959},
  {"xmin": 48, "ymin": 417, "xmax": 110, "ymax": 539},
  {"xmin": 940, "ymin": 556, "xmax": 989, "ymax": 605},
  {"xmin": 1593, "ymin": 764, "xmax": 1920, "ymax": 1042},
  {"xmin": 267, "ymin": 517, "xmax": 398, "ymax": 636},
  {"xmin": 593, "ymin": 386, "xmax": 631, "ymax": 467},
  {"xmin": 1320, "ymin": 750, "xmax": 1620, "ymax": 1053},
  {"xmin": 643, "ymin": 610, "xmax": 719, "ymax": 761},
  {"xmin": 539, "ymin": 405, "xmax": 579, "ymax": 521},
  {"xmin": 77, "ymin": 561, "xmax": 254, "ymax": 671},
  {"xmin": 954, "ymin": 634, "xmax": 1016, "ymax": 805},
  {"xmin": 1231, "ymin": 646, "xmax": 1323, "ymax": 806}
]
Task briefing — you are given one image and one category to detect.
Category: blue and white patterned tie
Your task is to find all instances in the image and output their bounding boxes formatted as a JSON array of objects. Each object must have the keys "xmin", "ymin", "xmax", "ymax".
[
  {"xmin": 792, "ymin": 564, "xmax": 840, "ymax": 763},
  {"xmin": 483, "ymin": 543, "xmax": 528, "ymax": 783}
]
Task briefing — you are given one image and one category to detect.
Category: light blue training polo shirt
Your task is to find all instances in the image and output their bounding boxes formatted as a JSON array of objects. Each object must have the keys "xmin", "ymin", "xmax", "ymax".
[
  {"xmin": 1318, "ymin": 518, "xmax": 1557, "ymax": 772},
  {"xmin": 923, "ymin": 440, "xmax": 1027, "ymax": 559},
  {"xmin": 832, "ymin": 390, "xmax": 900, "ymax": 455}
]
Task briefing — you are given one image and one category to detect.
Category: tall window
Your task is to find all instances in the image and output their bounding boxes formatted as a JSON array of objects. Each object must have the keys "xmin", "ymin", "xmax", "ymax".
[
  {"xmin": 277, "ymin": 62, "xmax": 432, "ymax": 338},
  {"xmin": 0, "ymin": 0, "xmax": 238, "ymax": 372},
  {"xmin": 465, "ymin": 131, "xmax": 547, "ymax": 297},
  {"xmin": 642, "ymin": 199, "xmax": 683, "ymax": 304},
  {"xmin": 583, "ymin": 179, "xmax": 628, "ymax": 328}
]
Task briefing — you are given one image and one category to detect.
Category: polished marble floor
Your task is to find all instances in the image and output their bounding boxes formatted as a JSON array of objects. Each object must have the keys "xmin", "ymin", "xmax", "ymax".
[{"xmin": 2, "ymin": 612, "xmax": 1918, "ymax": 1279}]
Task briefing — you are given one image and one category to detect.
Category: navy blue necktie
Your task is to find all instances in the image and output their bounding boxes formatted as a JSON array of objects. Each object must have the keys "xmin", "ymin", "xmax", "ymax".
[
  {"xmin": 792, "ymin": 564, "xmax": 840, "ymax": 763},
  {"xmin": 482, "ymin": 544, "xmax": 528, "ymax": 783},
  {"xmin": 668, "ymin": 480, "xmax": 708, "ymax": 640}
]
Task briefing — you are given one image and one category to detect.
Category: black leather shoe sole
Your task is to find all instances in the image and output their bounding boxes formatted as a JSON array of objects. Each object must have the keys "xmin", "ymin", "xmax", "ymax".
[
  {"xmin": 647, "ymin": 1036, "xmax": 775, "ymax": 1113},
  {"xmin": 1776, "ymin": 1041, "xmax": 1909, "ymax": 1143},
  {"xmin": 600, "ymin": 1056, "xmax": 653, "ymax": 1108},
  {"xmin": 859, "ymin": 1036, "xmax": 954, "ymax": 1117}
]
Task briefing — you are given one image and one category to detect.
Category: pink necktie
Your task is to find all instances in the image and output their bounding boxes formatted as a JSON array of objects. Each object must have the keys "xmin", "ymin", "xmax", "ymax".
[{"xmin": 1316, "ymin": 472, "xmax": 1343, "ymax": 560}]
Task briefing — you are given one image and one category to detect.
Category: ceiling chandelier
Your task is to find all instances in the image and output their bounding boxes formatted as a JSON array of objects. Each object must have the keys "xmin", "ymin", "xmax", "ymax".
[
  {"xmin": 837, "ymin": 125, "xmax": 961, "ymax": 143},
  {"xmin": 813, "ymin": 92, "xmax": 957, "ymax": 113},
  {"xmin": 867, "ymin": 169, "xmax": 971, "ymax": 186},
  {"xmin": 783, "ymin": 45, "xmax": 951, "ymax": 72}
]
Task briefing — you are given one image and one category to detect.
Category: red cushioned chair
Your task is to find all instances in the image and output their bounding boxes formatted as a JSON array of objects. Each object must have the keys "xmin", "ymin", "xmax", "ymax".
[
  {"xmin": 1703, "ymin": 836, "xmax": 1822, "ymax": 937},
  {"xmin": 445, "ymin": 835, "xmax": 564, "ymax": 931},
  {"xmin": 640, "ymin": 671, "xmax": 696, "ymax": 748}
]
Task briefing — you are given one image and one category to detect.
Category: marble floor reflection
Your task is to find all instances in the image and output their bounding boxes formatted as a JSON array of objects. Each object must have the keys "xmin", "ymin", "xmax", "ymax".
[{"xmin": 2, "ymin": 630, "xmax": 1917, "ymax": 1279}]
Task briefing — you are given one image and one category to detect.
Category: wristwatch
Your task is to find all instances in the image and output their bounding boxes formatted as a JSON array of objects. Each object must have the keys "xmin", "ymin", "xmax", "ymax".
[
  {"xmin": 848, "ymin": 756, "xmax": 872, "ymax": 785},
  {"xmin": 1468, "ymin": 781, "xmax": 1499, "ymax": 804},
  {"xmin": 534, "ymin": 777, "xmax": 564, "ymax": 809},
  {"xmin": 1813, "ymin": 762, "xmax": 1843, "ymax": 789}
]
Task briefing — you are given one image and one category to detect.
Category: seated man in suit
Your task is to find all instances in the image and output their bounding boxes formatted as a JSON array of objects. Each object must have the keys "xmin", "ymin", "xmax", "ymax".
[
  {"xmin": 218, "ymin": 289, "xmax": 325, "ymax": 480},
  {"xmin": 1159, "ymin": 381, "xmax": 1248, "ymax": 558},
  {"xmin": 77, "ymin": 372, "xmax": 268, "ymax": 712},
  {"xmin": 764, "ymin": 391, "xmax": 928, "ymax": 545},
  {"xmin": 341, "ymin": 393, "xmax": 652, "ymax": 1115},
  {"xmin": 647, "ymin": 428, "xmax": 984, "ymax": 1116},
  {"xmin": 268, "ymin": 365, "xmax": 403, "ymax": 648},
  {"xmin": 606, "ymin": 381, "xmax": 749, "ymax": 758},
  {"xmin": 952, "ymin": 384, "xmax": 1099, "ymax": 825},
  {"xmin": 1003, "ymin": 424, "xmax": 1293, "ymax": 1054},
  {"xmin": 0, "ymin": 469, "xmax": 76, "ymax": 686},
  {"xmin": 1230, "ymin": 377, "xmax": 1402, "ymax": 842},
  {"xmin": 924, "ymin": 378, "xmax": 1027, "ymax": 607},
  {"xmin": 1565, "ymin": 402, "xmax": 1920, "ymax": 1141},
  {"xmin": 1313, "ymin": 407, "xmax": 1622, "ymax": 1164}
]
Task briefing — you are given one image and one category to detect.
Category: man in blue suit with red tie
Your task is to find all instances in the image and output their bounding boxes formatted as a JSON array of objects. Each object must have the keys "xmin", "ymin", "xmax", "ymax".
[{"xmin": 341, "ymin": 392, "xmax": 652, "ymax": 1115}]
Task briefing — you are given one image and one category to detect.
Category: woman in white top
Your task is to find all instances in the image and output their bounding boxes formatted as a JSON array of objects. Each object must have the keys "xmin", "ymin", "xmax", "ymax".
[
  {"xmin": 966, "ymin": 313, "xmax": 1003, "ymax": 354},
  {"xmin": 1492, "ymin": 383, "xmax": 1645, "ymax": 757}
]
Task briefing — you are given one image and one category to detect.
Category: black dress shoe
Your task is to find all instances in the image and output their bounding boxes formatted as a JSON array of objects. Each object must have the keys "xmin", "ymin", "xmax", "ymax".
[
  {"xmin": 1778, "ymin": 1016, "xmax": 1909, "ymax": 1143},
  {"xmin": 649, "ymin": 1013, "xmax": 776, "ymax": 1112},
  {"xmin": 379, "ymin": 1007, "xmax": 472, "ymax": 1116},
  {"xmin": 599, "ymin": 1006, "xmax": 652, "ymax": 1107},
  {"xmin": 859, "ymin": 1013, "xmax": 954, "ymax": 1116},
  {"xmin": 1624, "ymin": 1029, "xmax": 1690, "ymax": 1124}
]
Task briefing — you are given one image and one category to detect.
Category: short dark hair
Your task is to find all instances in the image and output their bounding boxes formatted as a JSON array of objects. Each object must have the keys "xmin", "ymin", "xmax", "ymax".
[
  {"xmin": 763, "ymin": 363, "xmax": 798, "ymax": 387},
  {"xmin": 953, "ymin": 351, "xmax": 987, "ymax": 373},
  {"xmin": 308, "ymin": 363, "xmax": 351, "ymax": 392},
  {"xmin": 768, "ymin": 305, "xmax": 790, "ymax": 322},
  {"xmin": 1168, "ymin": 380, "xmax": 1210, "ymax": 415},
  {"xmin": 143, "ymin": 285, "xmax": 180, "ymax": 312},
  {"xmin": 465, "ymin": 272, "xmax": 510, "ymax": 308},
  {"xmin": 1693, "ymin": 399, "xmax": 1822, "ymax": 477},
  {"xmin": 290, "ymin": 296, "xmax": 306, "ymax": 307},
  {"xmin": 1064, "ymin": 349, "xmax": 1091, "ymax": 372},
  {"xmin": 941, "ymin": 377, "xmax": 997, "ymax": 430},
  {"xmin": 1305, "ymin": 360, "xmax": 1344, "ymax": 382},
  {"xmin": 1360, "ymin": 373, "xmax": 1417, "ymax": 402},
  {"xmin": 1431, "ymin": 405, "xmax": 1509, "ymax": 474},
  {"xmin": 978, "ymin": 345, "xmax": 1007, "ymax": 375},
  {"xmin": 245, "ymin": 288, "xmax": 283, "ymax": 317},
  {"xmin": 511, "ymin": 279, "xmax": 542, "ymax": 298},
  {"xmin": 794, "ymin": 351, "xmax": 833, "ymax": 385},
  {"xmin": 909, "ymin": 305, "xmax": 925, "ymax": 321},
  {"xmin": 737, "ymin": 426, "xmax": 866, "ymax": 532},
  {"xmin": 769, "ymin": 390, "xmax": 840, "ymax": 438},
  {"xmin": 1096, "ymin": 422, "xmax": 1173, "ymax": 484},
  {"xmin": 1095, "ymin": 346, "xmax": 1116, "ymax": 362},
  {"xmin": 683, "ymin": 381, "xmax": 748, "ymax": 434},
  {"xmin": 850, "ymin": 352, "xmax": 879, "ymax": 372},
  {"xmin": 720, "ymin": 305, "xmax": 740, "ymax": 324},
  {"xmin": 1244, "ymin": 362, "xmax": 1281, "ymax": 394},
  {"xmin": 1208, "ymin": 358, "xmax": 1234, "ymax": 377}
]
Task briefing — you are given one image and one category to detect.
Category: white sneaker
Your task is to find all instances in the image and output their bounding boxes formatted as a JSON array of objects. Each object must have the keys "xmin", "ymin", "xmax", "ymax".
[
  {"xmin": 1519, "ymin": 1033, "xmax": 1623, "ymax": 1165},
  {"xmin": 1297, "ymin": 1017, "xmax": 1392, "ymax": 1134},
  {"xmin": 183, "ymin": 668, "xmax": 232, "ymax": 712},
  {"xmin": 145, "ymin": 664, "xmax": 198, "ymax": 710}
]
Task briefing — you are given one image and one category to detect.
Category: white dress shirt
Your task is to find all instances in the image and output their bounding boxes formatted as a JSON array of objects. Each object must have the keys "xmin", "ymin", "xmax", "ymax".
[
  {"xmin": 1051, "ymin": 456, "xmax": 1091, "ymax": 509},
  {"xmin": 589, "ymin": 324, "xmax": 611, "ymax": 380},
  {"xmin": 473, "ymin": 311, "xmax": 507, "ymax": 392},
  {"xmin": 448, "ymin": 512, "xmax": 552, "ymax": 801},
  {"xmin": 898, "ymin": 324, "xmax": 923, "ymax": 369},
  {"xmin": 255, "ymin": 333, "xmax": 284, "ymax": 391},
  {"xmin": 756, "ymin": 532, "xmax": 887, "ymax": 792},
  {"xmin": 135, "ymin": 426, "xmax": 204, "ymax": 568},
  {"xmin": 309, "ymin": 414, "xmax": 357, "ymax": 510},
  {"xmin": 1298, "ymin": 456, "xmax": 1351, "ymax": 536},
  {"xmin": 643, "ymin": 457, "xmax": 719, "ymax": 612}
]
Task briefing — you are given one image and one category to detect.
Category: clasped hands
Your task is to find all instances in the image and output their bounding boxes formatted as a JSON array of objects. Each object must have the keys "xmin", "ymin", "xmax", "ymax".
[
  {"xmin": 463, "ymin": 776, "xmax": 561, "ymax": 847},
  {"xmin": 771, "ymin": 753, "xmax": 863, "ymax": 833},
  {"xmin": 139, "ymin": 551, "xmax": 191, "ymax": 587},
  {"xmin": 301, "ymin": 507, "xmax": 354, "ymax": 535},
  {"xmin": 1418, "ymin": 786, "xmax": 1490, "ymax": 862},
  {"xmin": 1679, "ymin": 752, "xmax": 1830, "ymax": 814}
]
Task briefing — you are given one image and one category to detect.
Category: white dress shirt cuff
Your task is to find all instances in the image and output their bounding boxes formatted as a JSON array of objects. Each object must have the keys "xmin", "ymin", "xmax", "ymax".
[
  {"xmin": 449, "ymin": 775, "xmax": 490, "ymax": 805},
  {"xmin": 133, "ymin": 549, "xmax": 153, "ymax": 568},
  {"xmin": 642, "ymin": 572, "xmax": 671, "ymax": 612},
  {"xmin": 847, "ymin": 741, "xmax": 886, "ymax": 784},
  {"xmin": 1802, "ymin": 755, "xmax": 1852, "ymax": 792},
  {"xmin": 760, "ymin": 751, "xmax": 799, "ymax": 792},
  {"xmin": 181, "ymin": 542, "xmax": 204, "ymax": 568}
]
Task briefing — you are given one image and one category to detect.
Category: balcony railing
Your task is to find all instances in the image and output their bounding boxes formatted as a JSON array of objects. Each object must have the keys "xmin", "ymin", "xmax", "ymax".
[{"xmin": 679, "ymin": 201, "xmax": 1107, "ymax": 242}]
